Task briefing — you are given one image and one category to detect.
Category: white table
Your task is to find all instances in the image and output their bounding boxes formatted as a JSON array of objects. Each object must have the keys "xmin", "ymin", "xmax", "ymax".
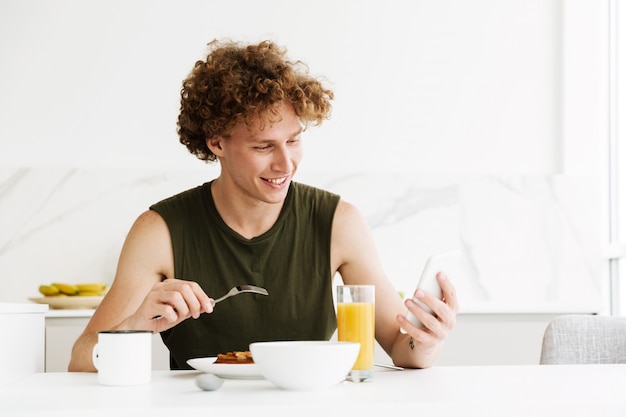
[{"xmin": 2, "ymin": 365, "xmax": 625, "ymax": 416}]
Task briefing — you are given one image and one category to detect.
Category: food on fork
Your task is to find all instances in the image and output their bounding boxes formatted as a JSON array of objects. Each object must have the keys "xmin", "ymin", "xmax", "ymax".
[{"xmin": 214, "ymin": 351, "xmax": 254, "ymax": 364}]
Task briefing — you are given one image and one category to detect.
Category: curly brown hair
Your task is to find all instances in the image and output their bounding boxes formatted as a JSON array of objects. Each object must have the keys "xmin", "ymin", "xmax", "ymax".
[{"xmin": 177, "ymin": 39, "xmax": 334, "ymax": 162}]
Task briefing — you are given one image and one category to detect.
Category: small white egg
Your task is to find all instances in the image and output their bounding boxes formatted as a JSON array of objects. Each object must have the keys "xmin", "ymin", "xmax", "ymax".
[{"xmin": 195, "ymin": 373, "xmax": 224, "ymax": 391}]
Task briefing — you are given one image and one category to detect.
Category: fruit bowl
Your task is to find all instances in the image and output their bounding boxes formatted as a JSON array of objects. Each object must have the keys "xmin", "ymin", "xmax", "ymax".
[
  {"xmin": 249, "ymin": 341, "xmax": 359, "ymax": 391},
  {"xmin": 29, "ymin": 296, "xmax": 103, "ymax": 309},
  {"xmin": 31, "ymin": 282, "xmax": 108, "ymax": 309}
]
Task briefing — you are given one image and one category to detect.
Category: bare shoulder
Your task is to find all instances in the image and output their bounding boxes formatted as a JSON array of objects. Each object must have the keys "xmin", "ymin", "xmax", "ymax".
[
  {"xmin": 332, "ymin": 199, "xmax": 368, "ymax": 231},
  {"xmin": 121, "ymin": 210, "xmax": 171, "ymax": 256},
  {"xmin": 331, "ymin": 199, "xmax": 377, "ymax": 274},
  {"xmin": 119, "ymin": 209, "xmax": 173, "ymax": 277},
  {"xmin": 131, "ymin": 209, "xmax": 169, "ymax": 233}
]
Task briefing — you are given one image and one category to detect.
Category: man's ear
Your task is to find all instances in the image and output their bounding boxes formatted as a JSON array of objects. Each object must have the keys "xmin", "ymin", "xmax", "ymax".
[{"xmin": 206, "ymin": 136, "xmax": 224, "ymax": 156}]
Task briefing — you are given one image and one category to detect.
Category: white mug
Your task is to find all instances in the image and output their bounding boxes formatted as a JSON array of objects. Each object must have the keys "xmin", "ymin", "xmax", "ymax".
[{"xmin": 92, "ymin": 330, "xmax": 152, "ymax": 386}]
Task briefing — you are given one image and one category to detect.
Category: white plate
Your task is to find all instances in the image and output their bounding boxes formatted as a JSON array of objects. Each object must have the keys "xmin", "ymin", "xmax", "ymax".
[
  {"xmin": 29, "ymin": 296, "xmax": 103, "ymax": 309},
  {"xmin": 187, "ymin": 357, "xmax": 263, "ymax": 379}
]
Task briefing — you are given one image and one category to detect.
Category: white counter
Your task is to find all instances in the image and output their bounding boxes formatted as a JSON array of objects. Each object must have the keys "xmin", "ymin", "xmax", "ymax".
[
  {"xmin": 45, "ymin": 308, "xmax": 95, "ymax": 318},
  {"xmin": 43, "ymin": 309, "xmax": 171, "ymax": 372},
  {"xmin": 0, "ymin": 302, "xmax": 48, "ymax": 314}
]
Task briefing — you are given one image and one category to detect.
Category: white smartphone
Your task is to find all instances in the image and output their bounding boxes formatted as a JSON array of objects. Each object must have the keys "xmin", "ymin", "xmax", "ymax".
[{"xmin": 402, "ymin": 250, "xmax": 462, "ymax": 331}]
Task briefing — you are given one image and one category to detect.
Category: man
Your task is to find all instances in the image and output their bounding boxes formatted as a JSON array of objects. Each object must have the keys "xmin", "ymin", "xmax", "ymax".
[{"xmin": 69, "ymin": 39, "xmax": 458, "ymax": 371}]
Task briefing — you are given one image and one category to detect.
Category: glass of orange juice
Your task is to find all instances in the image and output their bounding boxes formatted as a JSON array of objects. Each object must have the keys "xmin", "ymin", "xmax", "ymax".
[{"xmin": 336, "ymin": 285, "xmax": 375, "ymax": 382}]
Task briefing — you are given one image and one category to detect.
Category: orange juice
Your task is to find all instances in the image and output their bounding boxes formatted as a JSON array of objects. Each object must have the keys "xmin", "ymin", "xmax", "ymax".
[{"xmin": 337, "ymin": 301, "xmax": 375, "ymax": 370}]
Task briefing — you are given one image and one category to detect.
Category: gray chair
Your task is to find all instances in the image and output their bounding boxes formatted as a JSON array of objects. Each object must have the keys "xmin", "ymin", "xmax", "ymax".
[{"xmin": 539, "ymin": 314, "xmax": 626, "ymax": 364}]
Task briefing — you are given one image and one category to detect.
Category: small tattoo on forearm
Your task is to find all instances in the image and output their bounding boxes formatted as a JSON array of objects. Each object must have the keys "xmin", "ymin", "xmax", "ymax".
[{"xmin": 409, "ymin": 336, "xmax": 415, "ymax": 350}]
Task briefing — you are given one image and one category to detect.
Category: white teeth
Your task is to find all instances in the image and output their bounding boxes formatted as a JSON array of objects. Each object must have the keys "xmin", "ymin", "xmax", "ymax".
[{"xmin": 266, "ymin": 177, "xmax": 286, "ymax": 185}]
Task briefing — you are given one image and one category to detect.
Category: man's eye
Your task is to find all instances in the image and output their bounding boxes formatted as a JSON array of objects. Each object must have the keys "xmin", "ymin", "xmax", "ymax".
[{"xmin": 255, "ymin": 145, "xmax": 272, "ymax": 150}]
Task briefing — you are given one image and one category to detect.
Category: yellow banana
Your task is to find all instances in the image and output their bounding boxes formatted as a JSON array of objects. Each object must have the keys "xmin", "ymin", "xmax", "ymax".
[
  {"xmin": 76, "ymin": 283, "xmax": 107, "ymax": 294},
  {"xmin": 38, "ymin": 284, "xmax": 60, "ymax": 296},
  {"xmin": 51, "ymin": 282, "xmax": 79, "ymax": 296},
  {"xmin": 77, "ymin": 291, "xmax": 102, "ymax": 297}
]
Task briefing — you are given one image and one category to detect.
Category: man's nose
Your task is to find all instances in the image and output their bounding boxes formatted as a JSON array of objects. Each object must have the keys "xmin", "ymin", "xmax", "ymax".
[{"xmin": 271, "ymin": 145, "xmax": 292, "ymax": 172}]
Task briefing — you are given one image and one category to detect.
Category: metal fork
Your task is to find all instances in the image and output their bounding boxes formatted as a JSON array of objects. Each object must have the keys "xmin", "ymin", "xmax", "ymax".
[
  {"xmin": 212, "ymin": 284, "xmax": 269, "ymax": 305},
  {"xmin": 152, "ymin": 284, "xmax": 268, "ymax": 319}
]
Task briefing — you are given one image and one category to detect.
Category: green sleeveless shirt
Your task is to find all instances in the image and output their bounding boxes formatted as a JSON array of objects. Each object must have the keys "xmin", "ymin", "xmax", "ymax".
[{"xmin": 150, "ymin": 181, "xmax": 340, "ymax": 369}]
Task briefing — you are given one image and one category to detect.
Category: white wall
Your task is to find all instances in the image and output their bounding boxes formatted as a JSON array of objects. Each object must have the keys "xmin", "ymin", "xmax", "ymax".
[
  {"xmin": 615, "ymin": 0, "xmax": 626, "ymax": 315},
  {"xmin": 0, "ymin": 0, "xmax": 603, "ymax": 175}
]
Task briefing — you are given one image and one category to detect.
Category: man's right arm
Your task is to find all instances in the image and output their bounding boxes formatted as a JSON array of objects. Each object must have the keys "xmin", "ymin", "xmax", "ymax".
[{"xmin": 67, "ymin": 210, "xmax": 213, "ymax": 372}]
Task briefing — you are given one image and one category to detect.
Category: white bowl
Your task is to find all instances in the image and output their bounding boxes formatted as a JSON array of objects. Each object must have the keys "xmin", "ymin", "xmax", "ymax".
[{"xmin": 249, "ymin": 341, "xmax": 360, "ymax": 391}]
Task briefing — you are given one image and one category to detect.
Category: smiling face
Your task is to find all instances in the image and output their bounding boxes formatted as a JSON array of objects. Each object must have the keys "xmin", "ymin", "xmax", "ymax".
[{"xmin": 207, "ymin": 101, "xmax": 304, "ymax": 206}]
